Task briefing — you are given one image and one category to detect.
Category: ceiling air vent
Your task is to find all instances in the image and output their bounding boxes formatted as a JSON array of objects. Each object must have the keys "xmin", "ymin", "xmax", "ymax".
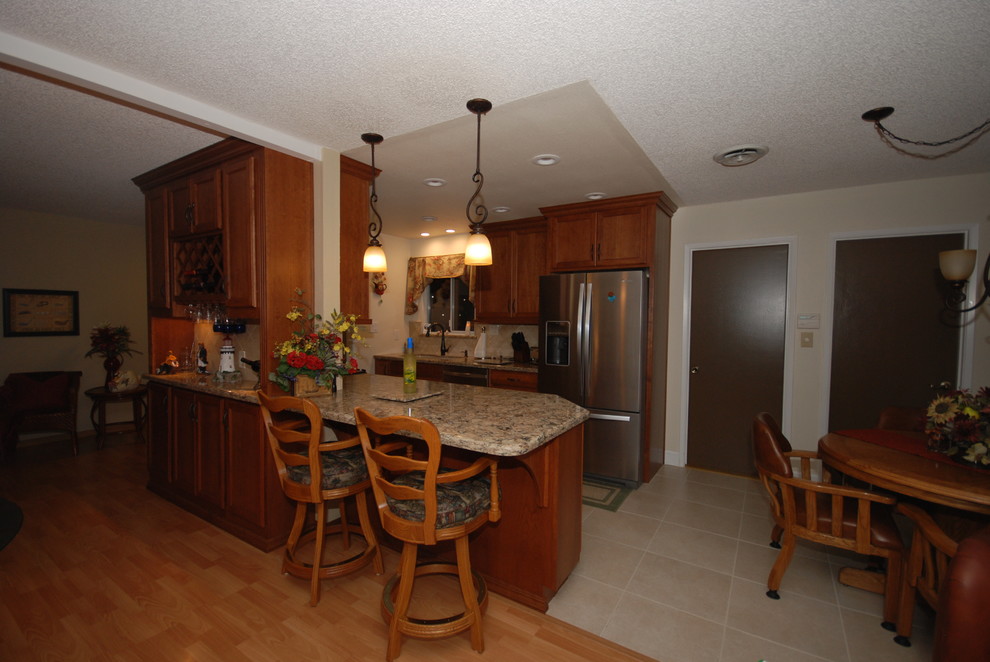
[{"xmin": 713, "ymin": 144, "xmax": 769, "ymax": 167}]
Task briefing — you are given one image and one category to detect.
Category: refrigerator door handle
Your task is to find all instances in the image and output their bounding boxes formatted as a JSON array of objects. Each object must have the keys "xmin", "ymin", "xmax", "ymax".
[{"xmin": 589, "ymin": 413, "xmax": 632, "ymax": 422}]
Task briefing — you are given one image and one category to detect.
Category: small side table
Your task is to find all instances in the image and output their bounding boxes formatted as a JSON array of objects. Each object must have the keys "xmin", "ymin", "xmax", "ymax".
[{"xmin": 85, "ymin": 385, "xmax": 148, "ymax": 449}]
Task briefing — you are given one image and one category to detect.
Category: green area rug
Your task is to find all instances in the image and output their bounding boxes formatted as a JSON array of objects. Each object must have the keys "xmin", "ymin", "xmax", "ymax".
[{"xmin": 581, "ymin": 477, "xmax": 632, "ymax": 512}]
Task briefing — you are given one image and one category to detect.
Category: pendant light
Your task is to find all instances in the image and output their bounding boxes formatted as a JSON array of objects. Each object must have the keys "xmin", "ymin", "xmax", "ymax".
[
  {"xmin": 464, "ymin": 98, "xmax": 493, "ymax": 266},
  {"xmin": 361, "ymin": 132, "xmax": 387, "ymax": 273}
]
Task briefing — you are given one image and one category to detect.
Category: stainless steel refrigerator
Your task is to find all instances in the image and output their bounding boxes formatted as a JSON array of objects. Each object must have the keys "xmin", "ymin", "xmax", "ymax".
[{"xmin": 538, "ymin": 270, "xmax": 648, "ymax": 485}]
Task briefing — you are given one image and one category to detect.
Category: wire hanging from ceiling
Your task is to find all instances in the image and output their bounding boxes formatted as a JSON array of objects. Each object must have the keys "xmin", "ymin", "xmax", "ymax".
[{"xmin": 861, "ymin": 107, "xmax": 990, "ymax": 160}]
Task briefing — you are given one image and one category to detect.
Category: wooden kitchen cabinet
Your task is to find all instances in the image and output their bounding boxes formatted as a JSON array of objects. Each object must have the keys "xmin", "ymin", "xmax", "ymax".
[
  {"xmin": 488, "ymin": 369, "xmax": 537, "ymax": 392},
  {"xmin": 474, "ymin": 217, "xmax": 548, "ymax": 324},
  {"xmin": 339, "ymin": 155, "xmax": 375, "ymax": 325},
  {"xmin": 374, "ymin": 357, "xmax": 443, "ymax": 381},
  {"xmin": 167, "ymin": 167, "xmax": 222, "ymax": 237},
  {"xmin": 144, "ymin": 187, "xmax": 171, "ymax": 313},
  {"xmin": 145, "ymin": 383, "xmax": 294, "ymax": 551},
  {"xmin": 542, "ymin": 192, "xmax": 677, "ymax": 272},
  {"xmin": 134, "ymin": 138, "xmax": 314, "ymax": 392}
]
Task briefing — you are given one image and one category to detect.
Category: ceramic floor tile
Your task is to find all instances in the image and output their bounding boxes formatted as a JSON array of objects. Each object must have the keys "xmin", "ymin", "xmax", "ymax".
[
  {"xmin": 648, "ymin": 521, "xmax": 739, "ymax": 575},
  {"xmin": 572, "ymin": 534, "xmax": 645, "ymax": 589},
  {"xmin": 616, "ymin": 485, "xmax": 675, "ymax": 519},
  {"xmin": 727, "ymin": 576, "xmax": 850, "ymax": 661},
  {"xmin": 841, "ymin": 607, "xmax": 933, "ymax": 662},
  {"xmin": 626, "ymin": 551, "xmax": 732, "ymax": 623},
  {"xmin": 545, "ymin": 573, "xmax": 623, "ymax": 637},
  {"xmin": 663, "ymin": 498, "xmax": 744, "ymax": 538},
  {"xmin": 720, "ymin": 627, "xmax": 839, "ymax": 662},
  {"xmin": 679, "ymin": 481, "xmax": 749, "ymax": 512},
  {"xmin": 734, "ymin": 539, "xmax": 839, "ymax": 604},
  {"xmin": 684, "ymin": 468, "xmax": 759, "ymax": 494},
  {"xmin": 583, "ymin": 508, "xmax": 661, "ymax": 549},
  {"xmin": 601, "ymin": 592, "xmax": 725, "ymax": 662}
]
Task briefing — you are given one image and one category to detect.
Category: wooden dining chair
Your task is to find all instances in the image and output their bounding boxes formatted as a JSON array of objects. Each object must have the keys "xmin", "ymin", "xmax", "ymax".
[
  {"xmin": 932, "ymin": 525, "xmax": 990, "ymax": 662},
  {"xmin": 752, "ymin": 412, "xmax": 904, "ymax": 629},
  {"xmin": 257, "ymin": 391, "xmax": 383, "ymax": 606},
  {"xmin": 893, "ymin": 502, "xmax": 958, "ymax": 647},
  {"xmin": 353, "ymin": 407, "xmax": 501, "ymax": 661}
]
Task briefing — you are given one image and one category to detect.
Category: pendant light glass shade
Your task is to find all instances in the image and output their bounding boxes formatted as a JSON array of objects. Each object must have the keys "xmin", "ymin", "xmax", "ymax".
[
  {"xmin": 464, "ymin": 232, "xmax": 493, "ymax": 266},
  {"xmin": 939, "ymin": 249, "xmax": 977, "ymax": 282},
  {"xmin": 363, "ymin": 243, "xmax": 387, "ymax": 272}
]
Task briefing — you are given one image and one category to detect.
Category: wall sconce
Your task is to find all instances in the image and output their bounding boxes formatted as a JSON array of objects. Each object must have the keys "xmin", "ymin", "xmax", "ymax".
[
  {"xmin": 861, "ymin": 107, "xmax": 990, "ymax": 159},
  {"xmin": 940, "ymin": 249, "xmax": 989, "ymax": 313},
  {"xmin": 464, "ymin": 98, "xmax": 494, "ymax": 266},
  {"xmin": 361, "ymin": 132, "xmax": 387, "ymax": 273}
]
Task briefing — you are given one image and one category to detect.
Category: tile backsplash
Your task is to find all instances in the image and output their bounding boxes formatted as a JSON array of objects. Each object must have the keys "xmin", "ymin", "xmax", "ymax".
[{"xmin": 401, "ymin": 323, "xmax": 539, "ymax": 362}]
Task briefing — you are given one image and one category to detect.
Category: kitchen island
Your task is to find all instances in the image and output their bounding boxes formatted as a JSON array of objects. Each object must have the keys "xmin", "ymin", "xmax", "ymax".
[{"xmin": 143, "ymin": 372, "xmax": 588, "ymax": 612}]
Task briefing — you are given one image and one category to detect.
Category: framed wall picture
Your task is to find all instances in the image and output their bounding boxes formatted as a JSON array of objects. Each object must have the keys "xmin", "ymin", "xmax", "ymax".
[{"xmin": 2, "ymin": 288, "xmax": 80, "ymax": 337}]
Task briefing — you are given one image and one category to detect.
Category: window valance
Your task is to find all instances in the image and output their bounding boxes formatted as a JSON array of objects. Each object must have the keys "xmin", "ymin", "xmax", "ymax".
[{"xmin": 405, "ymin": 254, "xmax": 475, "ymax": 315}]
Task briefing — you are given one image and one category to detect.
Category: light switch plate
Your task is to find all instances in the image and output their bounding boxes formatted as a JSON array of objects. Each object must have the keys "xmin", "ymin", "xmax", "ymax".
[
  {"xmin": 797, "ymin": 313, "xmax": 820, "ymax": 329},
  {"xmin": 800, "ymin": 331, "xmax": 814, "ymax": 348}
]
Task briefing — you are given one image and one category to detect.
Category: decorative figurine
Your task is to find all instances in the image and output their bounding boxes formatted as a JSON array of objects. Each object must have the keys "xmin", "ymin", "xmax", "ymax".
[
  {"xmin": 197, "ymin": 343, "xmax": 209, "ymax": 374},
  {"xmin": 156, "ymin": 350, "xmax": 179, "ymax": 374}
]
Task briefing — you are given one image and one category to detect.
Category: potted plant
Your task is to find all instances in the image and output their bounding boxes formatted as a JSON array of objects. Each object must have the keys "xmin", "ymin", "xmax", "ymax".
[
  {"xmin": 85, "ymin": 324, "xmax": 140, "ymax": 390},
  {"xmin": 925, "ymin": 387, "xmax": 990, "ymax": 467}
]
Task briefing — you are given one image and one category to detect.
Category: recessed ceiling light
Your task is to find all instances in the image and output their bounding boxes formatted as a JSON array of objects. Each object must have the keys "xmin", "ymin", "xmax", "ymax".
[
  {"xmin": 445, "ymin": 228, "xmax": 456, "ymax": 233},
  {"xmin": 420, "ymin": 232, "xmax": 430, "ymax": 237},
  {"xmin": 585, "ymin": 192, "xmax": 606, "ymax": 201},
  {"xmin": 531, "ymin": 154, "xmax": 560, "ymax": 166},
  {"xmin": 423, "ymin": 178, "xmax": 447, "ymax": 187},
  {"xmin": 713, "ymin": 145, "xmax": 769, "ymax": 167},
  {"xmin": 422, "ymin": 216, "xmax": 437, "ymax": 222},
  {"xmin": 493, "ymin": 206, "xmax": 511, "ymax": 213}
]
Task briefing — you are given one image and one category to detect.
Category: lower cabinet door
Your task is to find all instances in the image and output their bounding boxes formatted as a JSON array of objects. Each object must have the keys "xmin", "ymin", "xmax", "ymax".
[
  {"xmin": 224, "ymin": 399, "xmax": 266, "ymax": 529},
  {"xmin": 195, "ymin": 393, "xmax": 225, "ymax": 510},
  {"xmin": 171, "ymin": 388, "xmax": 197, "ymax": 494}
]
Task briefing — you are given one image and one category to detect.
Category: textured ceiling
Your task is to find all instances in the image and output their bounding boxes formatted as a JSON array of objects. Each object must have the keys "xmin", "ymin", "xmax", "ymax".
[{"xmin": 1, "ymin": 1, "xmax": 988, "ymax": 238}]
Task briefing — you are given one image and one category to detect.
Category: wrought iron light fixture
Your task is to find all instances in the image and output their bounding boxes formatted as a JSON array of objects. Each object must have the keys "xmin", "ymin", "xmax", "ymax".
[
  {"xmin": 464, "ymin": 98, "xmax": 494, "ymax": 266},
  {"xmin": 361, "ymin": 132, "xmax": 387, "ymax": 273},
  {"xmin": 939, "ymin": 249, "xmax": 989, "ymax": 313},
  {"xmin": 861, "ymin": 107, "xmax": 990, "ymax": 159}
]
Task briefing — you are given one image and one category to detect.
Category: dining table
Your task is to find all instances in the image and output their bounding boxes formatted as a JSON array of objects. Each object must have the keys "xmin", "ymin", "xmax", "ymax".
[
  {"xmin": 818, "ymin": 428, "xmax": 990, "ymax": 595},
  {"xmin": 818, "ymin": 429, "xmax": 990, "ymax": 515}
]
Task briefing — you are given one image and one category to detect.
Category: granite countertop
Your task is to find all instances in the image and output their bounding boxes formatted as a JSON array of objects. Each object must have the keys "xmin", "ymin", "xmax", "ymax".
[
  {"xmin": 144, "ymin": 372, "xmax": 586, "ymax": 457},
  {"xmin": 374, "ymin": 353, "xmax": 538, "ymax": 373}
]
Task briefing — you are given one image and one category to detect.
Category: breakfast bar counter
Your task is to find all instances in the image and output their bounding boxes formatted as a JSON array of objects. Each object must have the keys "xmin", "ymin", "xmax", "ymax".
[{"xmin": 143, "ymin": 372, "xmax": 588, "ymax": 611}]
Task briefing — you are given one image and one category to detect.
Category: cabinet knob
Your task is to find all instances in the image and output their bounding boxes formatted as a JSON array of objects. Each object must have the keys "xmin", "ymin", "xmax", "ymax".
[
  {"xmin": 185, "ymin": 203, "xmax": 195, "ymax": 228},
  {"xmin": 690, "ymin": 366, "xmax": 701, "ymax": 374}
]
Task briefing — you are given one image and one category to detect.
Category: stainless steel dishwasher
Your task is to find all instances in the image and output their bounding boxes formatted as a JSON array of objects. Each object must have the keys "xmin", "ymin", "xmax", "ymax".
[{"xmin": 441, "ymin": 365, "xmax": 489, "ymax": 386}]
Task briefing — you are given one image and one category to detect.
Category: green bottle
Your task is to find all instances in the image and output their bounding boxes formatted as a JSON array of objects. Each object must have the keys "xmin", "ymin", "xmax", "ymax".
[{"xmin": 403, "ymin": 337, "xmax": 417, "ymax": 393}]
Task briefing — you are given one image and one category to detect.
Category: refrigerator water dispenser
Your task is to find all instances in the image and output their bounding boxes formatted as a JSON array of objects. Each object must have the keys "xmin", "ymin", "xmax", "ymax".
[{"xmin": 545, "ymin": 321, "xmax": 570, "ymax": 366}]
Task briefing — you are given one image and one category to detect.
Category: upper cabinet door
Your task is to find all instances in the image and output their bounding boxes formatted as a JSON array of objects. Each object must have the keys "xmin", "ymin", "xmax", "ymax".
[
  {"xmin": 547, "ymin": 212, "xmax": 598, "ymax": 271},
  {"xmin": 168, "ymin": 168, "xmax": 222, "ymax": 237},
  {"xmin": 222, "ymin": 155, "xmax": 258, "ymax": 313},
  {"xmin": 596, "ymin": 205, "xmax": 654, "ymax": 269},
  {"xmin": 511, "ymin": 222, "xmax": 548, "ymax": 323},
  {"xmin": 145, "ymin": 186, "xmax": 171, "ymax": 312}
]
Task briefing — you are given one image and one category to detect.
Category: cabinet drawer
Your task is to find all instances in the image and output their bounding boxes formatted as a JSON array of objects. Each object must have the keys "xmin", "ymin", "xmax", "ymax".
[{"xmin": 489, "ymin": 369, "xmax": 538, "ymax": 392}]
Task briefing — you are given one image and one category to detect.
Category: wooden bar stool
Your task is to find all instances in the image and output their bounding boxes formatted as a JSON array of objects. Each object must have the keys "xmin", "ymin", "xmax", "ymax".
[
  {"xmin": 257, "ymin": 392, "xmax": 383, "ymax": 606},
  {"xmin": 354, "ymin": 407, "xmax": 501, "ymax": 661}
]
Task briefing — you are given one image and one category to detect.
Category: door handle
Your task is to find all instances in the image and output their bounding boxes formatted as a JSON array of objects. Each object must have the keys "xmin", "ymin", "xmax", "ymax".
[{"xmin": 690, "ymin": 366, "xmax": 701, "ymax": 374}]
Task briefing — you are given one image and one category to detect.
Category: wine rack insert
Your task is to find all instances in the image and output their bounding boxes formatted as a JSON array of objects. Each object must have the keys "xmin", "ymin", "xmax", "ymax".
[{"xmin": 173, "ymin": 233, "xmax": 225, "ymax": 302}]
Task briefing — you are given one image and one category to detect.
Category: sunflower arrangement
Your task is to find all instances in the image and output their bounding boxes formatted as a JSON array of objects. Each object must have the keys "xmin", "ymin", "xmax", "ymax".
[
  {"xmin": 269, "ymin": 289, "xmax": 362, "ymax": 392},
  {"xmin": 925, "ymin": 387, "xmax": 990, "ymax": 466}
]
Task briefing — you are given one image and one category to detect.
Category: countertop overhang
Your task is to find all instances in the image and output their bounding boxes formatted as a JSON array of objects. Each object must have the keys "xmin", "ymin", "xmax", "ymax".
[{"xmin": 145, "ymin": 372, "xmax": 586, "ymax": 457}]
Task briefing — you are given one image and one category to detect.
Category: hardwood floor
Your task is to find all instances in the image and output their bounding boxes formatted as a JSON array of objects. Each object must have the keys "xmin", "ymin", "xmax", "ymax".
[{"xmin": 0, "ymin": 433, "xmax": 653, "ymax": 662}]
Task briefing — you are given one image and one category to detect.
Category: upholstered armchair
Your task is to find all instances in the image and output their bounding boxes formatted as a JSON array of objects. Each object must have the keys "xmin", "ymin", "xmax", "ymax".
[{"xmin": 1, "ymin": 371, "xmax": 82, "ymax": 459}]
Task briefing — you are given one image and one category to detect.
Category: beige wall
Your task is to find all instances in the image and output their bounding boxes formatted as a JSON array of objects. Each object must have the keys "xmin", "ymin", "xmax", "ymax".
[
  {"xmin": 0, "ymin": 208, "xmax": 149, "ymax": 434},
  {"xmin": 666, "ymin": 172, "xmax": 990, "ymax": 462}
]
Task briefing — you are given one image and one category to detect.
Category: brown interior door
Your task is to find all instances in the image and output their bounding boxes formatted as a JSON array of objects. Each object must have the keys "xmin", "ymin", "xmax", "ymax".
[
  {"xmin": 828, "ymin": 233, "xmax": 964, "ymax": 431},
  {"xmin": 687, "ymin": 244, "xmax": 788, "ymax": 476}
]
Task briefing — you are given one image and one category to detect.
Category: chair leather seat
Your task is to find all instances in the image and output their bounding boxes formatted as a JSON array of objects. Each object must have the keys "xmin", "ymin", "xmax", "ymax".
[{"xmin": 794, "ymin": 490, "xmax": 903, "ymax": 550}]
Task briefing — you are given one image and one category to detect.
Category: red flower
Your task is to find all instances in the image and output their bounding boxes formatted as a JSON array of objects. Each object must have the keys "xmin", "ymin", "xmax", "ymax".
[
  {"xmin": 286, "ymin": 352, "xmax": 307, "ymax": 368},
  {"xmin": 304, "ymin": 355, "xmax": 324, "ymax": 370}
]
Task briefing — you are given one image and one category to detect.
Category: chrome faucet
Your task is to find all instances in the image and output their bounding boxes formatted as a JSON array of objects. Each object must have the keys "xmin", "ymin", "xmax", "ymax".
[{"xmin": 425, "ymin": 322, "xmax": 448, "ymax": 356}]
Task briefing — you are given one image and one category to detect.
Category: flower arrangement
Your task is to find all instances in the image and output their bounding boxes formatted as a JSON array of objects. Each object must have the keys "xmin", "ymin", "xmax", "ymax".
[
  {"xmin": 269, "ymin": 289, "xmax": 362, "ymax": 392},
  {"xmin": 925, "ymin": 387, "xmax": 990, "ymax": 467},
  {"xmin": 85, "ymin": 324, "xmax": 140, "ymax": 361}
]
